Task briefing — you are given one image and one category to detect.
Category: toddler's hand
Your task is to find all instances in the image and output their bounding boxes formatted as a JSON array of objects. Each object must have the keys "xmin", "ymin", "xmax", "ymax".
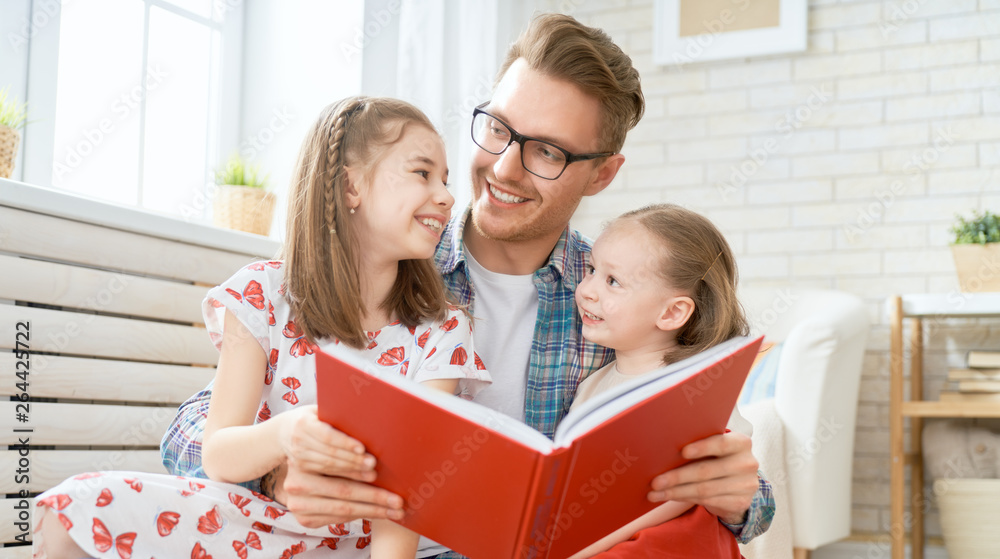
[{"xmin": 278, "ymin": 405, "xmax": 377, "ymax": 482}]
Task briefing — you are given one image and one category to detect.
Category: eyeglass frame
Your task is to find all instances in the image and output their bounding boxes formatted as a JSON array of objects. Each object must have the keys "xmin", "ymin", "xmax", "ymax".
[{"xmin": 470, "ymin": 102, "xmax": 616, "ymax": 180}]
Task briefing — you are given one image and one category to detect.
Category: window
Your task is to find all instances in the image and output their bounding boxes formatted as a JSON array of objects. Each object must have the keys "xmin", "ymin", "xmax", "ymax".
[{"xmin": 40, "ymin": 0, "xmax": 241, "ymax": 218}]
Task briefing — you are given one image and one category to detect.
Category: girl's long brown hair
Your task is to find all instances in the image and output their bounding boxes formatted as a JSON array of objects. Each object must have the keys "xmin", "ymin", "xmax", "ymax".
[
  {"xmin": 280, "ymin": 96, "xmax": 448, "ymax": 349},
  {"xmin": 615, "ymin": 204, "xmax": 749, "ymax": 364}
]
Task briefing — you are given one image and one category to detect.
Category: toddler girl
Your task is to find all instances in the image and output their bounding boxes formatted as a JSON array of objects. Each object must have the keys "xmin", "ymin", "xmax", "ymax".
[{"xmin": 571, "ymin": 203, "xmax": 749, "ymax": 559}]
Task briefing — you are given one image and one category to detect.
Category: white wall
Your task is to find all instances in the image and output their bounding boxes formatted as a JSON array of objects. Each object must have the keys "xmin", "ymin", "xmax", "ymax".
[
  {"xmin": 553, "ymin": 0, "xmax": 1000, "ymax": 544},
  {"xmin": 238, "ymin": 0, "xmax": 364, "ymax": 240}
]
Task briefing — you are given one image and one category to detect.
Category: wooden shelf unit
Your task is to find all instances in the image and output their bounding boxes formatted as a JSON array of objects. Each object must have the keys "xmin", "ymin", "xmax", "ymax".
[{"xmin": 889, "ymin": 293, "xmax": 1000, "ymax": 559}]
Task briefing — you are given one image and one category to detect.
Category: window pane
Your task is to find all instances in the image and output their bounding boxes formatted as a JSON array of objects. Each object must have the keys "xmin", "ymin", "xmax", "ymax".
[
  {"xmin": 51, "ymin": 0, "xmax": 144, "ymax": 205},
  {"xmin": 142, "ymin": 5, "xmax": 214, "ymax": 216},
  {"xmin": 164, "ymin": 0, "xmax": 212, "ymax": 19}
]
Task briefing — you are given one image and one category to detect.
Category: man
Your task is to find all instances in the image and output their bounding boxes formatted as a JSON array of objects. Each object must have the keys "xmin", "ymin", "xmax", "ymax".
[{"xmin": 163, "ymin": 13, "xmax": 773, "ymax": 556}]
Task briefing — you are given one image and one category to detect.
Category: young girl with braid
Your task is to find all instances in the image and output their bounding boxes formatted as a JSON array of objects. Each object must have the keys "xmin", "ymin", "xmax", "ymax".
[
  {"xmin": 34, "ymin": 96, "xmax": 491, "ymax": 559},
  {"xmin": 571, "ymin": 204, "xmax": 749, "ymax": 559}
]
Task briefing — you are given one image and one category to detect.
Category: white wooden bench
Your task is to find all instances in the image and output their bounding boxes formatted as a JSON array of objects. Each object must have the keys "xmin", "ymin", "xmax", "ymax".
[{"xmin": 0, "ymin": 179, "xmax": 280, "ymax": 555}]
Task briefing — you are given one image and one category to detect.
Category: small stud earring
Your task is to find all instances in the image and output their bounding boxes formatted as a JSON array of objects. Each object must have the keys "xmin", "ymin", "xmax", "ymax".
[{"xmin": 350, "ymin": 207, "xmax": 355, "ymax": 215}]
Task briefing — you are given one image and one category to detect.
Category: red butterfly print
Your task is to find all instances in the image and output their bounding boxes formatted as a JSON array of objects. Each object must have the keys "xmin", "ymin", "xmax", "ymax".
[
  {"xmin": 440, "ymin": 316, "xmax": 459, "ymax": 332},
  {"xmin": 278, "ymin": 283, "xmax": 287, "ymax": 295},
  {"xmin": 191, "ymin": 542, "xmax": 212, "ymax": 559},
  {"xmin": 399, "ymin": 360, "xmax": 409, "ymax": 377},
  {"xmin": 250, "ymin": 490, "xmax": 273, "ymax": 503},
  {"xmin": 278, "ymin": 542, "xmax": 306, "ymax": 559},
  {"xmin": 251, "ymin": 521, "xmax": 273, "ymax": 532},
  {"xmin": 265, "ymin": 349, "xmax": 278, "ymax": 385},
  {"xmin": 156, "ymin": 511, "xmax": 180, "ymax": 537},
  {"xmin": 197, "ymin": 505, "xmax": 224, "ymax": 534},
  {"xmin": 264, "ymin": 505, "xmax": 287, "ymax": 519},
  {"xmin": 265, "ymin": 261, "xmax": 281, "ymax": 269},
  {"xmin": 426, "ymin": 347, "xmax": 437, "ymax": 359},
  {"xmin": 475, "ymin": 352, "xmax": 486, "ymax": 370},
  {"xmin": 228, "ymin": 280, "xmax": 265, "ymax": 310},
  {"xmin": 123, "ymin": 478, "xmax": 143, "ymax": 492},
  {"xmin": 451, "ymin": 346, "xmax": 468, "ymax": 366},
  {"xmin": 355, "ymin": 536, "xmax": 371, "ymax": 549},
  {"xmin": 329, "ymin": 523, "xmax": 350, "ymax": 536},
  {"xmin": 282, "ymin": 376, "xmax": 301, "ymax": 405},
  {"xmin": 366, "ymin": 329, "xmax": 381, "ymax": 350},
  {"xmin": 232, "ymin": 531, "xmax": 263, "ymax": 559},
  {"xmin": 377, "ymin": 346, "xmax": 406, "ymax": 366},
  {"xmin": 96, "ymin": 488, "xmax": 113, "ymax": 507},
  {"xmin": 363, "ymin": 519, "xmax": 372, "ymax": 533},
  {"xmin": 407, "ymin": 323, "xmax": 417, "ymax": 335},
  {"xmin": 416, "ymin": 329, "xmax": 430, "ymax": 349},
  {"xmin": 257, "ymin": 402, "xmax": 271, "ymax": 423},
  {"xmin": 247, "ymin": 262, "xmax": 265, "ymax": 271},
  {"xmin": 73, "ymin": 472, "xmax": 103, "ymax": 480},
  {"xmin": 92, "ymin": 517, "xmax": 137, "ymax": 559},
  {"xmin": 283, "ymin": 321, "xmax": 317, "ymax": 357},
  {"xmin": 318, "ymin": 537, "xmax": 340, "ymax": 549},
  {"xmin": 229, "ymin": 493, "xmax": 252, "ymax": 517},
  {"xmin": 57, "ymin": 513, "xmax": 73, "ymax": 531},
  {"xmin": 268, "ymin": 301, "xmax": 275, "ymax": 325},
  {"xmin": 38, "ymin": 493, "xmax": 72, "ymax": 511},
  {"xmin": 180, "ymin": 480, "xmax": 206, "ymax": 497}
]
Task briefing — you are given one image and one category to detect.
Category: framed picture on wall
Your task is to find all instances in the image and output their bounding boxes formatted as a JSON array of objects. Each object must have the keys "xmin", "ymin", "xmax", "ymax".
[{"xmin": 653, "ymin": 0, "xmax": 807, "ymax": 67}]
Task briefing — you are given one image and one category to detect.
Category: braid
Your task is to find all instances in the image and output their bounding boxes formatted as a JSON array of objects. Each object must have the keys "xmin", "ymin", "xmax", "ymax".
[{"xmin": 324, "ymin": 99, "xmax": 366, "ymax": 235}]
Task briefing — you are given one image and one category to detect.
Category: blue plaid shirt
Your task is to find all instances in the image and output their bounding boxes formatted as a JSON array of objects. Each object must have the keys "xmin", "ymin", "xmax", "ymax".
[{"xmin": 160, "ymin": 208, "xmax": 774, "ymax": 548}]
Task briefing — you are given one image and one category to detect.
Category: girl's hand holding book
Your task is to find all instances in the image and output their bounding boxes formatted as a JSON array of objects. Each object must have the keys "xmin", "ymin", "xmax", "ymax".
[{"xmin": 277, "ymin": 404, "xmax": 377, "ymax": 482}]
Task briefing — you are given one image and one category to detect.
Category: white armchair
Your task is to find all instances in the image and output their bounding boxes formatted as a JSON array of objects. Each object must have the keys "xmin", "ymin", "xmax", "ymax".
[{"xmin": 737, "ymin": 288, "xmax": 870, "ymax": 559}]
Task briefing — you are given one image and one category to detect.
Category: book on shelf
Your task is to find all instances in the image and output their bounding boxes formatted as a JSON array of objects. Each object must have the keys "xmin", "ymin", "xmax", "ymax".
[
  {"xmin": 957, "ymin": 379, "xmax": 1000, "ymax": 393},
  {"xmin": 967, "ymin": 350, "xmax": 1000, "ymax": 369},
  {"xmin": 947, "ymin": 368, "xmax": 1000, "ymax": 381},
  {"xmin": 939, "ymin": 390, "xmax": 1000, "ymax": 403},
  {"xmin": 316, "ymin": 335, "xmax": 763, "ymax": 559}
]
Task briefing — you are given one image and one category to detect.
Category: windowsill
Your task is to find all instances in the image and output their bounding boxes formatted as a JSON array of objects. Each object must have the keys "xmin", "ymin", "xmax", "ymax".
[{"xmin": 0, "ymin": 178, "xmax": 281, "ymax": 256}]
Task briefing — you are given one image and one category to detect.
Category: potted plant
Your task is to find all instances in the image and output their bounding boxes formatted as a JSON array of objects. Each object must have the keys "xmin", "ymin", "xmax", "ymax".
[
  {"xmin": 950, "ymin": 210, "xmax": 1000, "ymax": 293},
  {"xmin": 0, "ymin": 87, "xmax": 29, "ymax": 179},
  {"xmin": 211, "ymin": 154, "xmax": 276, "ymax": 236}
]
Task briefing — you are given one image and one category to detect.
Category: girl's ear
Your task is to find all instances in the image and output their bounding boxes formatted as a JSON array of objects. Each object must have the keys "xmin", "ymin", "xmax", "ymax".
[
  {"xmin": 656, "ymin": 296, "xmax": 695, "ymax": 332},
  {"xmin": 343, "ymin": 165, "xmax": 362, "ymax": 209}
]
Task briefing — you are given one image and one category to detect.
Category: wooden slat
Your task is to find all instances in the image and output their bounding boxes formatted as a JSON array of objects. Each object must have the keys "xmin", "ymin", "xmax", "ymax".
[
  {"xmin": 0, "ymin": 450, "xmax": 165, "ymax": 493},
  {"xmin": 889, "ymin": 296, "xmax": 905, "ymax": 559},
  {"xmin": 0, "ymin": 305, "xmax": 217, "ymax": 366},
  {"xmin": 0, "ymin": 402, "xmax": 173, "ymax": 446},
  {"xmin": 901, "ymin": 400, "xmax": 1000, "ymax": 417},
  {"xmin": 0, "ymin": 498, "xmax": 33, "ymax": 545},
  {"xmin": 0, "ymin": 254, "xmax": 208, "ymax": 324},
  {"xmin": 0, "ymin": 206, "xmax": 263, "ymax": 284},
  {"xmin": 0, "ymin": 354, "xmax": 212, "ymax": 403}
]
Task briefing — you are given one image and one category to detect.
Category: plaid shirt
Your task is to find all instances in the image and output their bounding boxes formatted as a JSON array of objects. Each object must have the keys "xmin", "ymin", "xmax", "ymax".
[{"xmin": 160, "ymin": 208, "xmax": 774, "ymax": 548}]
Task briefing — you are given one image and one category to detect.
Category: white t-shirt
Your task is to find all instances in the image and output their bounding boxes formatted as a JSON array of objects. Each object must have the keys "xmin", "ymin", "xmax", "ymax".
[{"xmin": 462, "ymin": 247, "xmax": 539, "ymax": 423}]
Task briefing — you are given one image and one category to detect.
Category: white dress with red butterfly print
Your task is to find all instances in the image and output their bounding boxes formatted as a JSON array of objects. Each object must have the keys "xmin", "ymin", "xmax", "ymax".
[{"xmin": 32, "ymin": 261, "xmax": 491, "ymax": 559}]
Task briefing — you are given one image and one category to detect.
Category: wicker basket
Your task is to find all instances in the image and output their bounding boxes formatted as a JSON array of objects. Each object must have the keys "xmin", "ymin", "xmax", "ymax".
[
  {"xmin": 951, "ymin": 244, "xmax": 1000, "ymax": 292},
  {"xmin": 0, "ymin": 125, "xmax": 20, "ymax": 179},
  {"xmin": 212, "ymin": 184, "xmax": 276, "ymax": 236},
  {"xmin": 937, "ymin": 478, "xmax": 1000, "ymax": 559}
]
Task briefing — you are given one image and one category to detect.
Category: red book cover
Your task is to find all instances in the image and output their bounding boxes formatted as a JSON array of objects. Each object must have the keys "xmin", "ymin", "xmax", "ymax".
[{"xmin": 316, "ymin": 335, "xmax": 762, "ymax": 559}]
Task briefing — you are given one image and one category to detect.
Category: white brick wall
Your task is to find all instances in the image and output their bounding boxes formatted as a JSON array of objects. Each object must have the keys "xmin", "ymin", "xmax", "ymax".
[{"xmin": 561, "ymin": 0, "xmax": 1000, "ymax": 542}]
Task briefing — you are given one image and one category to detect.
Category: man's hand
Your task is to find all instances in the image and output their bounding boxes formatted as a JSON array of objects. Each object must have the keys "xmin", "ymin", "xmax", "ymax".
[
  {"xmin": 274, "ymin": 462, "xmax": 405, "ymax": 528},
  {"xmin": 647, "ymin": 431, "xmax": 759, "ymax": 525}
]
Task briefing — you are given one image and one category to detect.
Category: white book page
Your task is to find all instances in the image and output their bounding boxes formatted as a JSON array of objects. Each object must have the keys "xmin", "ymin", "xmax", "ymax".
[
  {"xmin": 553, "ymin": 336, "xmax": 752, "ymax": 446},
  {"xmin": 325, "ymin": 344, "xmax": 557, "ymax": 453}
]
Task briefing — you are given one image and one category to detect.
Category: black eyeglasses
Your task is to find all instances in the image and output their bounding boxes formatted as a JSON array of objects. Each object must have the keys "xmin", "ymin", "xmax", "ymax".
[{"xmin": 471, "ymin": 102, "xmax": 615, "ymax": 180}]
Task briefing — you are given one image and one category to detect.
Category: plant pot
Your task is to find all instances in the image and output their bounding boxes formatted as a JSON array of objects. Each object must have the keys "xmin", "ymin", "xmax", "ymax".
[
  {"xmin": 951, "ymin": 243, "xmax": 1000, "ymax": 293},
  {"xmin": 937, "ymin": 478, "xmax": 1000, "ymax": 559},
  {"xmin": 212, "ymin": 184, "xmax": 276, "ymax": 236},
  {"xmin": 0, "ymin": 124, "xmax": 20, "ymax": 179}
]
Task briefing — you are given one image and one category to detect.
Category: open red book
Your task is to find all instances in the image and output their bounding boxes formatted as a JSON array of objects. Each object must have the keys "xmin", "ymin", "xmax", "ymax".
[{"xmin": 316, "ymin": 335, "xmax": 763, "ymax": 559}]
